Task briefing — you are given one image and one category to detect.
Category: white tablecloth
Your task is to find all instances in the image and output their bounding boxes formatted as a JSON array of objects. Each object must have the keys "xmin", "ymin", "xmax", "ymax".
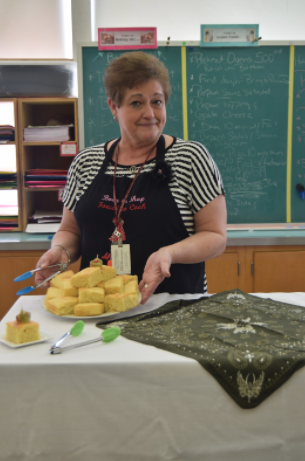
[{"xmin": 1, "ymin": 292, "xmax": 305, "ymax": 461}]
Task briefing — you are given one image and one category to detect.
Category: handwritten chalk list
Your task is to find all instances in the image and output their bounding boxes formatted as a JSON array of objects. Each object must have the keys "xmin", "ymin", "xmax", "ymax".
[{"xmin": 186, "ymin": 46, "xmax": 290, "ymax": 224}]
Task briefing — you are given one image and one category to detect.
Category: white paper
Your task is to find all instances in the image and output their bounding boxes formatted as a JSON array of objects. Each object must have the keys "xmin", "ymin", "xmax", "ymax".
[
  {"xmin": 111, "ymin": 244, "xmax": 131, "ymax": 274},
  {"xmin": 25, "ymin": 223, "xmax": 60, "ymax": 233}
]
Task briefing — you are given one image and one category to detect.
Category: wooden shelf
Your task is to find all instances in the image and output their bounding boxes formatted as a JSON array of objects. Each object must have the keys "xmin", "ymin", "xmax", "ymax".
[
  {"xmin": 0, "ymin": 98, "xmax": 22, "ymax": 232},
  {"xmin": 18, "ymin": 97, "xmax": 78, "ymax": 231}
]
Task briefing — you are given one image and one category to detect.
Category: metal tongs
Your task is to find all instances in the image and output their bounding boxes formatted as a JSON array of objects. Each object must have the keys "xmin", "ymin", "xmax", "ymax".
[
  {"xmin": 49, "ymin": 327, "xmax": 121, "ymax": 354},
  {"xmin": 14, "ymin": 262, "xmax": 68, "ymax": 296}
]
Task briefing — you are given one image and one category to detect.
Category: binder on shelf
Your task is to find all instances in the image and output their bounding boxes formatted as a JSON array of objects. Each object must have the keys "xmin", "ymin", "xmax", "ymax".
[
  {"xmin": 24, "ymin": 168, "xmax": 67, "ymax": 188},
  {"xmin": 25, "ymin": 182, "xmax": 66, "ymax": 188},
  {"xmin": 25, "ymin": 169, "xmax": 68, "ymax": 175},
  {"xmin": 0, "ymin": 172, "xmax": 17, "ymax": 189}
]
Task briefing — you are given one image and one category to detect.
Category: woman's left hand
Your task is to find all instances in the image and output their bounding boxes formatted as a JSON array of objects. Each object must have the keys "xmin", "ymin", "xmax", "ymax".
[{"xmin": 139, "ymin": 248, "xmax": 172, "ymax": 304}]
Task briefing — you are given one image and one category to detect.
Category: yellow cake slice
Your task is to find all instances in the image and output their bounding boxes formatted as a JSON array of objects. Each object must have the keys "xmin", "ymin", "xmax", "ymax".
[
  {"xmin": 104, "ymin": 292, "xmax": 139, "ymax": 313},
  {"xmin": 117, "ymin": 274, "xmax": 138, "ymax": 285},
  {"xmin": 46, "ymin": 287, "xmax": 64, "ymax": 300},
  {"xmin": 63, "ymin": 279, "xmax": 78, "ymax": 297},
  {"xmin": 105, "ymin": 293, "xmax": 126, "ymax": 312},
  {"xmin": 45, "ymin": 296, "xmax": 79, "ymax": 316},
  {"xmin": 71, "ymin": 267, "xmax": 103, "ymax": 288},
  {"xmin": 6, "ymin": 321, "xmax": 40, "ymax": 344},
  {"xmin": 79, "ymin": 287, "xmax": 105, "ymax": 304},
  {"xmin": 124, "ymin": 280, "xmax": 139, "ymax": 295},
  {"xmin": 104, "ymin": 277, "xmax": 124, "ymax": 295},
  {"xmin": 74, "ymin": 303, "xmax": 104, "ymax": 316},
  {"xmin": 6, "ymin": 309, "xmax": 40, "ymax": 344},
  {"xmin": 100, "ymin": 265, "xmax": 117, "ymax": 281},
  {"xmin": 123, "ymin": 293, "xmax": 140, "ymax": 310},
  {"xmin": 50, "ymin": 270, "xmax": 75, "ymax": 289}
]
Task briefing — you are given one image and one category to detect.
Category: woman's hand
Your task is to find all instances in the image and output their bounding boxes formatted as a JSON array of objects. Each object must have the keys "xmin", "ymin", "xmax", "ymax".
[
  {"xmin": 35, "ymin": 246, "xmax": 69, "ymax": 287},
  {"xmin": 34, "ymin": 207, "xmax": 81, "ymax": 287},
  {"xmin": 139, "ymin": 248, "xmax": 172, "ymax": 304},
  {"xmin": 138, "ymin": 196, "xmax": 227, "ymax": 303}
]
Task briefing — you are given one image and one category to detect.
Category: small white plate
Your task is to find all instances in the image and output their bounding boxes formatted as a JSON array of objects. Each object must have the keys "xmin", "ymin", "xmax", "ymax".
[{"xmin": 0, "ymin": 332, "xmax": 53, "ymax": 349}]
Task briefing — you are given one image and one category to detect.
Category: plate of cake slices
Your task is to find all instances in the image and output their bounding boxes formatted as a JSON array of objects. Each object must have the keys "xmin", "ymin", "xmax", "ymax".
[
  {"xmin": 1, "ymin": 308, "xmax": 53, "ymax": 348},
  {"xmin": 0, "ymin": 332, "xmax": 53, "ymax": 349},
  {"xmin": 41, "ymin": 296, "xmax": 138, "ymax": 319},
  {"xmin": 42, "ymin": 263, "xmax": 141, "ymax": 319}
]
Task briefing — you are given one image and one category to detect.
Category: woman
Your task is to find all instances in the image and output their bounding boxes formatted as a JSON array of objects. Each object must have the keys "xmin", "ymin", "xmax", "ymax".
[{"xmin": 36, "ymin": 51, "xmax": 227, "ymax": 304}]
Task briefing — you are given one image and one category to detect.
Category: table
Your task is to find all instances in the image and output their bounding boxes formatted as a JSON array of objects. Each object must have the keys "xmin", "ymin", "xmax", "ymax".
[{"xmin": 1, "ymin": 292, "xmax": 305, "ymax": 461}]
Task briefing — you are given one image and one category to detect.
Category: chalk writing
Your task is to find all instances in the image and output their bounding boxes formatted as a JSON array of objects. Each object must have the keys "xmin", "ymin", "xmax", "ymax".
[{"xmin": 187, "ymin": 46, "xmax": 289, "ymax": 223}]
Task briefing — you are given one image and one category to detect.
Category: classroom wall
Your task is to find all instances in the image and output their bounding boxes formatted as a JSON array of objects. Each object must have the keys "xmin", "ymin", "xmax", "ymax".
[
  {"xmin": 0, "ymin": 0, "xmax": 73, "ymax": 59},
  {"xmin": 2, "ymin": 1, "xmax": 305, "ymax": 62},
  {"xmin": 91, "ymin": 0, "xmax": 305, "ymax": 42}
]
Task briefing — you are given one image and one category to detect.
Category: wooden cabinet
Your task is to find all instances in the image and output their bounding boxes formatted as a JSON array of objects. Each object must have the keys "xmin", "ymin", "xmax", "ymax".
[
  {"xmin": 0, "ymin": 250, "xmax": 80, "ymax": 320},
  {"xmin": 206, "ymin": 245, "xmax": 305, "ymax": 294},
  {"xmin": 1, "ymin": 244, "xmax": 304, "ymax": 320},
  {"xmin": 248, "ymin": 245, "xmax": 305, "ymax": 293},
  {"xmin": 205, "ymin": 246, "xmax": 246, "ymax": 293},
  {"xmin": 0, "ymin": 98, "xmax": 22, "ymax": 231},
  {"xmin": 18, "ymin": 98, "xmax": 78, "ymax": 231}
]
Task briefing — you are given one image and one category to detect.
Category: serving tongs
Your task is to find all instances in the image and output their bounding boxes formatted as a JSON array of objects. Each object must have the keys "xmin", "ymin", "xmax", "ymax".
[
  {"xmin": 14, "ymin": 262, "xmax": 68, "ymax": 296},
  {"xmin": 50, "ymin": 327, "xmax": 121, "ymax": 354},
  {"xmin": 49, "ymin": 320, "xmax": 85, "ymax": 352}
]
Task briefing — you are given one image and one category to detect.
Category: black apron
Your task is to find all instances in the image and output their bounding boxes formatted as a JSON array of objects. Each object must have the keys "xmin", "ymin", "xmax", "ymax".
[{"xmin": 74, "ymin": 136, "xmax": 205, "ymax": 294}]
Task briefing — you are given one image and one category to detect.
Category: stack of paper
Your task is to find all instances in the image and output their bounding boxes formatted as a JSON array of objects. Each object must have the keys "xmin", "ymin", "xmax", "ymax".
[
  {"xmin": 24, "ymin": 169, "xmax": 67, "ymax": 188},
  {"xmin": 0, "ymin": 216, "xmax": 18, "ymax": 229},
  {"xmin": 0, "ymin": 172, "xmax": 17, "ymax": 189},
  {"xmin": 0, "ymin": 205, "xmax": 18, "ymax": 229},
  {"xmin": 23, "ymin": 125, "xmax": 74, "ymax": 142},
  {"xmin": 0, "ymin": 125, "xmax": 15, "ymax": 142},
  {"xmin": 25, "ymin": 210, "xmax": 62, "ymax": 233}
]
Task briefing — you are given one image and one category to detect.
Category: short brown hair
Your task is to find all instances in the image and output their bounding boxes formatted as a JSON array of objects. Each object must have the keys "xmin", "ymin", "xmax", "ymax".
[{"xmin": 104, "ymin": 51, "xmax": 171, "ymax": 107}]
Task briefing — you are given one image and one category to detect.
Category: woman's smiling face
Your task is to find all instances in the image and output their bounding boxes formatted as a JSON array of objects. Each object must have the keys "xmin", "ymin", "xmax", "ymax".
[{"xmin": 108, "ymin": 79, "xmax": 167, "ymax": 148}]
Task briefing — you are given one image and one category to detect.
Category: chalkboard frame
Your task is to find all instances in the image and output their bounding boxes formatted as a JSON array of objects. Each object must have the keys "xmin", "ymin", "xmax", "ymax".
[{"xmin": 77, "ymin": 41, "xmax": 305, "ymax": 225}]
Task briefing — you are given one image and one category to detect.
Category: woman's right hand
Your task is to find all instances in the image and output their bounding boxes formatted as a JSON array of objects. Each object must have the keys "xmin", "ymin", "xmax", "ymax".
[
  {"xmin": 139, "ymin": 247, "xmax": 172, "ymax": 304},
  {"xmin": 35, "ymin": 246, "xmax": 70, "ymax": 287}
]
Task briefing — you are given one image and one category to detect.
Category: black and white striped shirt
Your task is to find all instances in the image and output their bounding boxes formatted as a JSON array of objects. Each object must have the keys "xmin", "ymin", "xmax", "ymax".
[{"xmin": 63, "ymin": 137, "xmax": 225, "ymax": 240}]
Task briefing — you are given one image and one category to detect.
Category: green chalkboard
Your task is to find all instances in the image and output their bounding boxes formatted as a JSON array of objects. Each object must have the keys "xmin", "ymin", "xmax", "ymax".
[
  {"xmin": 291, "ymin": 47, "xmax": 305, "ymax": 222},
  {"xmin": 82, "ymin": 46, "xmax": 183, "ymax": 147},
  {"xmin": 186, "ymin": 46, "xmax": 290, "ymax": 224},
  {"xmin": 81, "ymin": 44, "xmax": 304, "ymax": 224}
]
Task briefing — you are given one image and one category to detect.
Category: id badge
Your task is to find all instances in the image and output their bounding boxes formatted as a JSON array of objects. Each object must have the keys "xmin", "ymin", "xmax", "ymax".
[{"xmin": 111, "ymin": 244, "xmax": 131, "ymax": 274}]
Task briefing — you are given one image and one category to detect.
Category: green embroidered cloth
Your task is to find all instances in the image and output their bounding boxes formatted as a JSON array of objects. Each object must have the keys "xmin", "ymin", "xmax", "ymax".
[{"xmin": 96, "ymin": 290, "xmax": 305, "ymax": 409}]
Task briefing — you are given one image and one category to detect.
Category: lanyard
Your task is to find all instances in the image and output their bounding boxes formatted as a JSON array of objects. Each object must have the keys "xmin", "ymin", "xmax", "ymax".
[{"xmin": 110, "ymin": 142, "xmax": 155, "ymax": 244}]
